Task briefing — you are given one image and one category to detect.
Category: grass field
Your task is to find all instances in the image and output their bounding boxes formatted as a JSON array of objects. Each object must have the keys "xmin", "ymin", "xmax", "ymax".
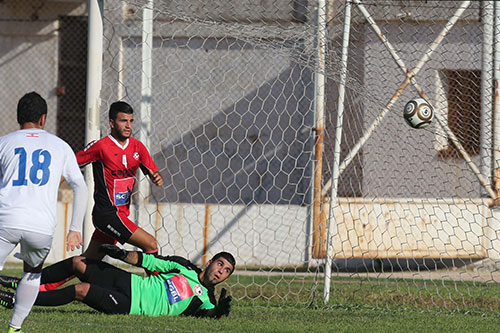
[{"xmin": 0, "ymin": 266, "xmax": 499, "ymax": 332}]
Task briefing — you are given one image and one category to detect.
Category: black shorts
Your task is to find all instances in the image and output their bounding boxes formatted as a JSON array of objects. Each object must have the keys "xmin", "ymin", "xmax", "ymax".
[
  {"xmin": 81, "ymin": 259, "xmax": 132, "ymax": 314},
  {"xmin": 91, "ymin": 212, "xmax": 138, "ymax": 244}
]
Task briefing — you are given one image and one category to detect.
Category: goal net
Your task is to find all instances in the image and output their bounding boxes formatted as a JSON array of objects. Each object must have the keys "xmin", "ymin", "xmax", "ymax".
[{"xmin": 99, "ymin": 0, "xmax": 500, "ymax": 311}]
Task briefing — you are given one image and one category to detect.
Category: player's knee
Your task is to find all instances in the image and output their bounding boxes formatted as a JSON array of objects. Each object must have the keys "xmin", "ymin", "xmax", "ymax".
[
  {"xmin": 143, "ymin": 235, "xmax": 158, "ymax": 253},
  {"xmin": 74, "ymin": 282, "xmax": 90, "ymax": 301},
  {"xmin": 72, "ymin": 256, "xmax": 87, "ymax": 274}
]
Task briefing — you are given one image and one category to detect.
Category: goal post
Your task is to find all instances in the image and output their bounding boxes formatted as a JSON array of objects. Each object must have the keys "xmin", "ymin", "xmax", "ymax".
[
  {"xmin": 84, "ymin": 0, "xmax": 104, "ymax": 248},
  {"xmin": 323, "ymin": 0, "xmax": 351, "ymax": 303}
]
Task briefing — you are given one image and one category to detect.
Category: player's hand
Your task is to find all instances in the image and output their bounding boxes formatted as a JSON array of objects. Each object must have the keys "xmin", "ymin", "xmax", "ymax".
[
  {"xmin": 215, "ymin": 288, "xmax": 232, "ymax": 318},
  {"xmin": 99, "ymin": 244, "xmax": 128, "ymax": 260},
  {"xmin": 149, "ymin": 170, "xmax": 164, "ymax": 186},
  {"xmin": 66, "ymin": 231, "xmax": 83, "ymax": 252}
]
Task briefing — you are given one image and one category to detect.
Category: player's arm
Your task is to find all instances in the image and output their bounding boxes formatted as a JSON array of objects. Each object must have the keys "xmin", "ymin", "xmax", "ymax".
[
  {"xmin": 66, "ymin": 181, "xmax": 86, "ymax": 251},
  {"xmin": 65, "ymin": 177, "xmax": 88, "ymax": 252},
  {"xmin": 99, "ymin": 244, "xmax": 139, "ymax": 264},
  {"xmin": 63, "ymin": 151, "xmax": 89, "ymax": 252},
  {"xmin": 148, "ymin": 170, "xmax": 163, "ymax": 186},
  {"xmin": 137, "ymin": 141, "xmax": 163, "ymax": 186},
  {"xmin": 193, "ymin": 288, "xmax": 232, "ymax": 319},
  {"xmin": 138, "ymin": 164, "xmax": 163, "ymax": 186},
  {"xmin": 99, "ymin": 244, "xmax": 181, "ymax": 272},
  {"xmin": 75, "ymin": 140, "xmax": 100, "ymax": 167}
]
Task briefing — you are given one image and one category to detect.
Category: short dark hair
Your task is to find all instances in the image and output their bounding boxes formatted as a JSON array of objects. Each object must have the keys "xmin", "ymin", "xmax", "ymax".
[
  {"xmin": 109, "ymin": 101, "xmax": 133, "ymax": 120},
  {"xmin": 17, "ymin": 92, "xmax": 47, "ymax": 125},
  {"xmin": 211, "ymin": 252, "xmax": 236, "ymax": 273}
]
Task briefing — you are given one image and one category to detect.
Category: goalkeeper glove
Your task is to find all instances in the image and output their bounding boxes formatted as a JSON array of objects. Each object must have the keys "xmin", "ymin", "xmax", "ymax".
[
  {"xmin": 215, "ymin": 288, "xmax": 232, "ymax": 318},
  {"xmin": 99, "ymin": 244, "xmax": 128, "ymax": 260}
]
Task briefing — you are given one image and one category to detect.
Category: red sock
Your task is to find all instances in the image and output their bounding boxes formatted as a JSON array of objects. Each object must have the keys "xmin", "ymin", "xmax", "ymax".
[{"xmin": 39, "ymin": 275, "xmax": 75, "ymax": 291}]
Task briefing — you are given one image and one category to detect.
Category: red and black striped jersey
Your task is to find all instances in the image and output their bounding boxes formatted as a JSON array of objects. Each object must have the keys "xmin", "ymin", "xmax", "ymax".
[{"xmin": 77, "ymin": 135, "xmax": 158, "ymax": 217}]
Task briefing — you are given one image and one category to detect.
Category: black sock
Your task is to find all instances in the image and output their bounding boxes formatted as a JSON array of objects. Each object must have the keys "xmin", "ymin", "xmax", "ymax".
[
  {"xmin": 40, "ymin": 257, "xmax": 75, "ymax": 284},
  {"xmin": 35, "ymin": 286, "xmax": 76, "ymax": 306}
]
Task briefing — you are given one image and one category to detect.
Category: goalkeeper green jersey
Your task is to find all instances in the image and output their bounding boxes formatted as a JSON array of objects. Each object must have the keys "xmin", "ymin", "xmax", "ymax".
[{"xmin": 129, "ymin": 254, "xmax": 215, "ymax": 316}]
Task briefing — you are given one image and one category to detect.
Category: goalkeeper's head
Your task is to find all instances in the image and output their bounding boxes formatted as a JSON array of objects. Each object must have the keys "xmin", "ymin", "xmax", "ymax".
[
  {"xmin": 201, "ymin": 252, "xmax": 236, "ymax": 287},
  {"xmin": 212, "ymin": 252, "xmax": 236, "ymax": 273}
]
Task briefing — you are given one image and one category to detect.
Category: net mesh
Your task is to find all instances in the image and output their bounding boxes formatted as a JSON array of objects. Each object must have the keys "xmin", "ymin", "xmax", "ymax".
[{"xmin": 96, "ymin": 0, "xmax": 500, "ymax": 311}]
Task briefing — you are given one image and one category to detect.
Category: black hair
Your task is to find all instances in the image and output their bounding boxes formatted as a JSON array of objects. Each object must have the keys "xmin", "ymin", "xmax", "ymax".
[
  {"xmin": 211, "ymin": 252, "xmax": 236, "ymax": 273},
  {"xmin": 109, "ymin": 101, "xmax": 134, "ymax": 120},
  {"xmin": 17, "ymin": 92, "xmax": 47, "ymax": 125}
]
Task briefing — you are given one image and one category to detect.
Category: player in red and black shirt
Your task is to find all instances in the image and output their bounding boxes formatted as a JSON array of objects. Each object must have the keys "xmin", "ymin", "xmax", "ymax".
[
  {"xmin": 36, "ymin": 101, "xmax": 164, "ymax": 291},
  {"xmin": 77, "ymin": 101, "xmax": 163, "ymax": 259}
]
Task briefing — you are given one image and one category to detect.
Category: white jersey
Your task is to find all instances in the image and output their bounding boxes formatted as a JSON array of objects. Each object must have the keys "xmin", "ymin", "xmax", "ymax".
[{"xmin": 0, "ymin": 128, "xmax": 85, "ymax": 236}]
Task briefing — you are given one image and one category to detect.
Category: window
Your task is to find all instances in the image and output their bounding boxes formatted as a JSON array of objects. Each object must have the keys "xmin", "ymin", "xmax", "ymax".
[
  {"xmin": 57, "ymin": 16, "xmax": 88, "ymax": 153},
  {"xmin": 437, "ymin": 70, "xmax": 481, "ymax": 159}
]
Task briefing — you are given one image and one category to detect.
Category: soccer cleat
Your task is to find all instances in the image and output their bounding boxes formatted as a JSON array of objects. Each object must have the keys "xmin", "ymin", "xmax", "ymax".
[
  {"xmin": 0, "ymin": 276, "xmax": 19, "ymax": 290},
  {"xmin": 6, "ymin": 327, "xmax": 23, "ymax": 332},
  {"xmin": 0, "ymin": 291, "xmax": 14, "ymax": 309}
]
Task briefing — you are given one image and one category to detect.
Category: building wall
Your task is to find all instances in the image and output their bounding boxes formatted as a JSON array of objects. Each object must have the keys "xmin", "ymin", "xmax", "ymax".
[{"xmin": 0, "ymin": 1, "xmax": 86, "ymax": 137}]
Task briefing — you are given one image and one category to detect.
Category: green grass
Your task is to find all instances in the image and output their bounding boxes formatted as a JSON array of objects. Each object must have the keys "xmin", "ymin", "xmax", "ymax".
[
  {"xmin": 3, "ymin": 301, "xmax": 500, "ymax": 333},
  {"xmin": 0, "ymin": 267, "xmax": 499, "ymax": 332},
  {"xmin": 230, "ymin": 274, "xmax": 500, "ymax": 311}
]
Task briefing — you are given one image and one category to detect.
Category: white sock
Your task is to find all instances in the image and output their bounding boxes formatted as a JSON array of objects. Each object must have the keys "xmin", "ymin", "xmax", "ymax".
[{"xmin": 9, "ymin": 272, "xmax": 41, "ymax": 329}]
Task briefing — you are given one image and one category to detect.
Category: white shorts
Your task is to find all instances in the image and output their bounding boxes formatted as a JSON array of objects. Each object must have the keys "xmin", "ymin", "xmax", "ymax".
[{"xmin": 0, "ymin": 228, "xmax": 52, "ymax": 269}]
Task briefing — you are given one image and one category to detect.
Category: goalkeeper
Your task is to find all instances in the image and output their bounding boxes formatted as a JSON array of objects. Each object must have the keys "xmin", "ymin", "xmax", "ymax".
[{"xmin": 0, "ymin": 245, "xmax": 235, "ymax": 318}]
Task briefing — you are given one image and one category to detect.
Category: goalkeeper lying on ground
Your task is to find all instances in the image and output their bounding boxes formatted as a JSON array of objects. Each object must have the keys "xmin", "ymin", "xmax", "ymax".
[{"xmin": 0, "ymin": 245, "xmax": 235, "ymax": 318}]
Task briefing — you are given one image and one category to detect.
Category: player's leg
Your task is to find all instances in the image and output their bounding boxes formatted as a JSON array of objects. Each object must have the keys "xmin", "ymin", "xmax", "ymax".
[
  {"xmin": 94, "ymin": 212, "xmax": 158, "ymax": 253},
  {"xmin": 35, "ymin": 257, "xmax": 132, "ymax": 314},
  {"xmin": 38, "ymin": 256, "xmax": 74, "ymax": 286},
  {"xmin": 77, "ymin": 282, "xmax": 131, "ymax": 314},
  {"xmin": 126, "ymin": 227, "xmax": 159, "ymax": 275},
  {"xmin": 94, "ymin": 212, "xmax": 158, "ymax": 274},
  {"xmin": 76, "ymin": 259, "xmax": 132, "ymax": 314},
  {"xmin": 81, "ymin": 229, "xmax": 117, "ymax": 260},
  {"xmin": 34, "ymin": 256, "xmax": 90, "ymax": 306},
  {"xmin": 1, "ymin": 226, "xmax": 153, "ymax": 290},
  {"xmin": 37, "ymin": 228, "xmax": 112, "ymax": 291},
  {"xmin": 0, "ymin": 228, "xmax": 20, "ymax": 309},
  {"xmin": 0, "ymin": 255, "xmax": 89, "ymax": 293},
  {"xmin": 9, "ymin": 231, "xmax": 52, "ymax": 332},
  {"xmin": 115, "ymin": 213, "xmax": 159, "ymax": 267},
  {"xmin": 34, "ymin": 256, "xmax": 87, "ymax": 306},
  {"xmin": 127, "ymin": 227, "xmax": 157, "ymax": 253},
  {"xmin": 76, "ymin": 257, "xmax": 131, "ymax": 291}
]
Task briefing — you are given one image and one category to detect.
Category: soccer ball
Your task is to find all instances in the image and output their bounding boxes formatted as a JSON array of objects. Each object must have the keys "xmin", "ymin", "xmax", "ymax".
[{"xmin": 403, "ymin": 98, "xmax": 434, "ymax": 129}]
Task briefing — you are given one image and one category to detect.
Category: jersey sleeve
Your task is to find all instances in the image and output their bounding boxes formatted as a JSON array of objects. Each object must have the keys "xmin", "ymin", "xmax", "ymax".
[
  {"xmin": 140, "ymin": 253, "xmax": 187, "ymax": 273},
  {"xmin": 61, "ymin": 143, "xmax": 88, "ymax": 232},
  {"xmin": 76, "ymin": 140, "xmax": 101, "ymax": 167},
  {"xmin": 198, "ymin": 300, "xmax": 215, "ymax": 310},
  {"xmin": 137, "ymin": 141, "xmax": 158, "ymax": 175}
]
